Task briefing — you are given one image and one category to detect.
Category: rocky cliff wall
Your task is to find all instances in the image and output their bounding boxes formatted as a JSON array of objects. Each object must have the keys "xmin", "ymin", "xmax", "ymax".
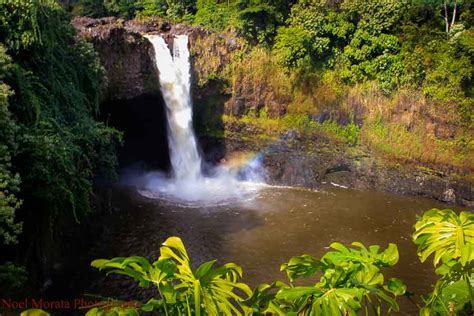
[{"xmin": 72, "ymin": 17, "xmax": 242, "ymax": 101}]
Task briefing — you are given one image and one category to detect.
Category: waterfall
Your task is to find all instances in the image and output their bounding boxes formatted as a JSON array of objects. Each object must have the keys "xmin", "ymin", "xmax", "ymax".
[
  {"xmin": 139, "ymin": 34, "xmax": 264, "ymax": 206},
  {"xmin": 146, "ymin": 35, "xmax": 202, "ymax": 181}
]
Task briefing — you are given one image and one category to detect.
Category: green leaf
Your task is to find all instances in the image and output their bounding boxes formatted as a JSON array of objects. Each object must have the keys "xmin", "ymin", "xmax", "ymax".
[
  {"xmin": 195, "ymin": 260, "xmax": 217, "ymax": 278},
  {"xmin": 323, "ymin": 242, "xmax": 399, "ymax": 268},
  {"xmin": 424, "ymin": 277, "xmax": 474, "ymax": 314},
  {"xmin": 385, "ymin": 278, "xmax": 406, "ymax": 296},
  {"xmin": 354, "ymin": 264, "xmax": 384, "ymax": 286},
  {"xmin": 310, "ymin": 288, "xmax": 363, "ymax": 315},
  {"xmin": 21, "ymin": 310, "xmax": 50, "ymax": 316},
  {"xmin": 281, "ymin": 254, "xmax": 323, "ymax": 281},
  {"xmin": 413, "ymin": 209, "xmax": 474, "ymax": 267},
  {"xmin": 276, "ymin": 286, "xmax": 322, "ymax": 301}
]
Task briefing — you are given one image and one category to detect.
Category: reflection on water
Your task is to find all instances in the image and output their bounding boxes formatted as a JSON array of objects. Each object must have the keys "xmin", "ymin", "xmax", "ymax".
[{"xmin": 80, "ymin": 184, "xmax": 461, "ymax": 314}]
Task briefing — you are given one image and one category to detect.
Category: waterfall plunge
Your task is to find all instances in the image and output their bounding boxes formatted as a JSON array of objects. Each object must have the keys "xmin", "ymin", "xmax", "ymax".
[
  {"xmin": 147, "ymin": 35, "xmax": 202, "ymax": 181},
  {"xmin": 140, "ymin": 34, "xmax": 263, "ymax": 206}
]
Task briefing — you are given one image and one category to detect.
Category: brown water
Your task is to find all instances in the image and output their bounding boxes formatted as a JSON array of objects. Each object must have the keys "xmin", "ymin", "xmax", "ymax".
[{"xmin": 78, "ymin": 184, "xmax": 465, "ymax": 314}]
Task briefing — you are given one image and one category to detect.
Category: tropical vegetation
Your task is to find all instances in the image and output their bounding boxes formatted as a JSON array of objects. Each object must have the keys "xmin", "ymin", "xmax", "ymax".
[
  {"xmin": 71, "ymin": 208, "xmax": 472, "ymax": 315},
  {"xmin": 0, "ymin": 0, "xmax": 472, "ymax": 313},
  {"xmin": 0, "ymin": 0, "xmax": 120, "ymax": 293},
  {"xmin": 88, "ymin": 237, "xmax": 406, "ymax": 315},
  {"xmin": 413, "ymin": 208, "xmax": 474, "ymax": 315}
]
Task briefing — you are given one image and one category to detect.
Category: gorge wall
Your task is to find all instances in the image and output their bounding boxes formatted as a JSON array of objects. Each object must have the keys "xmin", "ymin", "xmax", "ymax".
[{"xmin": 72, "ymin": 17, "xmax": 474, "ymax": 208}]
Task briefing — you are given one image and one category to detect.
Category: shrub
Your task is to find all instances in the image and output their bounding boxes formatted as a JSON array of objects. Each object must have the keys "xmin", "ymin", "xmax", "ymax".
[
  {"xmin": 90, "ymin": 238, "xmax": 405, "ymax": 315},
  {"xmin": 91, "ymin": 236, "xmax": 252, "ymax": 315}
]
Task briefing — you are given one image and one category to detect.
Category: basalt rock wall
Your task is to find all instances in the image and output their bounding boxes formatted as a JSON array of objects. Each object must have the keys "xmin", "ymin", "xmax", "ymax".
[{"xmin": 72, "ymin": 16, "xmax": 241, "ymax": 101}]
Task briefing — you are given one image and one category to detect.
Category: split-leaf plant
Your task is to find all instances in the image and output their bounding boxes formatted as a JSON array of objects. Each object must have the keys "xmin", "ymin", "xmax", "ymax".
[
  {"xmin": 245, "ymin": 242, "xmax": 406, "ymax": 315},
  {"xmin": 413, "ymin": 208, "xmax": 474, "ymax": 315},
  {"xmin": 88, "ymin": 236, "xmax": 252, "ymax": 316},
  {"xmin": 88, "ymin": 238, "xmax": 406, "ymax": 315}
]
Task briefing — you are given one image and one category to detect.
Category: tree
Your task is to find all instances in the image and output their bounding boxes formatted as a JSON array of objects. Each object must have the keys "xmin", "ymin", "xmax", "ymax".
[
  {"xmin": 418, "ymin": 0, "xmax": 466, "ymax": 37},
  {"xmin": 0, "ymin": 0, "xmax": 120, "ymax": 293},
  {"xmin": 135, "ymin": 0, "xmax": 168, "ymax": 17},
  {"xmin": 0, "ymin": 46, "xmax": 22, "ymax": 246},
  {"xmin": 273, "ymin": 25, "xmax": 313, "ymax": 70}
]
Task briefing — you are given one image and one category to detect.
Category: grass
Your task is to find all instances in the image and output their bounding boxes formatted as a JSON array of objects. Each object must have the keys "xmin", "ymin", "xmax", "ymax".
[
  {"xmin": 361, "ymin": 120, "xmax": 474, "ymax": 174},
  {"xmin": 223, "ymin": 113, "xmax": 360, "ymax": 146},
  {"xmin": 220, "ymin": 112, "xmax": 473, "ymax": 176}
]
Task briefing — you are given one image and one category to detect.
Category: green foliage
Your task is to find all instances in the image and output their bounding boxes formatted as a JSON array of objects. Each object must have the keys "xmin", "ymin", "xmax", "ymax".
[
  {"xmin": 0, "ymin": 52, "xmax": 22, "ymax": 245},
  {"xmin": 233, "ymin": 1, "xmax": 282, "ymax": 45},
  {"xmin": 422, "ymin": 31, "xmax": 473, "ymax": 121},
  {"xmin": 166, "ymin": 0, "xmax": 196, "ymax": 21},
  {"xmin": 78, "ymin": 0, "xmax": 193, "ymax": 20},
  {"xmin": 413, "ymin": 208, "xmax": 474, "ymax": 314},
  {"xmin": 0, "ymin": 0, "xmax": 42, "ymax": 51},
  {"xmin": 0, "ymin": 0, "xmax": 121, "ymax": 224},
  {"xmin": 76, "ymin": 0, "xmax": 109, "ymax": 17},
  {"xmin": 274, "ymin": 0, "xmax": 409, "ymax": 92},
  {"xmin": 0, "ymin": 0, "xmax": 120, "ymax": 290},
  {"xmin": 273, "ymin": 26, "xmax": 312, "ymax": 70},
  {"xmin": 135, "ymin": 0, "xmax": 168, "ymax": 18},
  {"xmin": 265, "ymin": 242, "xmax": 406, "ymax": 315},
  {"xmin": 78, "ymin": 0, "xmax": 147, "ymax": 19},
  {"xmin": 0, "ymin": 261, "xmax": 27, "ymax": 289},
  {"xmin": 91, "ymin": 237, "xmax": 404, "ymax": 315},
  {"xmin": 319, "ymin": 120, "xmax": 360, "ymax": 146},
  {"xmin": 0, "ymin": 43, "xmax": 24, "ymax": 296},
  {"xmin": 193, "ymin": 0, "xmax": 232, "ymax": 31},
  {"xmin": 91, "ymin": 236, "xmax": 252, "ymax": 315},
  {"xmin": 104, "ymin": 0, "xmax": 138, "ymax": 19}
]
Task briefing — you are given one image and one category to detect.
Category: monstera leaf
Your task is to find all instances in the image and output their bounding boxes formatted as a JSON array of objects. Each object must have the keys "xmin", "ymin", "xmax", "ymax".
[
  {"xmin": 276, "ymin": 286, "xmax": 363, "ymax": 316},
  {"xmin": 414, "ymin": 208, "xmax": 474, "ymax": 314},
  {"xmin": 91, "ymin": 255, "xmax": 176, "ymax": 289},
  {"xmin": 413, "ymin": 209, "xmax": 474, "ymax": 267},
  {"xmin": 420, "ymin": 274, "xmax": 474, "ymax": 315},
  {"xmin": 322, "ymin": 242, "xmax": 399, "ymax": 268},
  {"xmin": 242, "ymin": 281, "xmax": 289, "ymax": 314},
  {"xmin": 159, "ymin": 236, "xmax": 252, "ymax": 316},
  {"xmin": 92, "ymin": 236, "xmax": 252, "ymax": 315},
  {"xmin": 280, "ymin": 254, "xmax": 324, "ymax": 281},
  {"xmin": 278, "ymin": 242, "xmax": 405, "ymax": 315}
]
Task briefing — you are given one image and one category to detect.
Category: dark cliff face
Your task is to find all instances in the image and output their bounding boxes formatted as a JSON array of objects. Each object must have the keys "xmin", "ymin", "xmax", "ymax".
[
  {"xmin": 72, "ymin": 17, "xmax": 240, "ymax": 102},
  {"xmin": 73, "ymin": 17, "xmax": 160, "ymax": 100}
]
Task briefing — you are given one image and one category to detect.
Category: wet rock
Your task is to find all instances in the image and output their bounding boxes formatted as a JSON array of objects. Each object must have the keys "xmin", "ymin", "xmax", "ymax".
[
  {"xmin": 73, "ymin": 17, "xmax": 159, "ymax": 100},
  {"xmin": 73, "ymin": 17, "xmax": 241, "ymax": 104},
  {"xmin": 442, "ymin": 188, "xmax": 456, "ymax": 203},
  {"xmin": 281, "ymin": 130, "xmax": 299, "ymax": 140}
]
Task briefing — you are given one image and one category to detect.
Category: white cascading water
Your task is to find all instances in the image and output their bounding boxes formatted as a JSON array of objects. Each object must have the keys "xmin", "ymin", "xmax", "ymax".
[
  {"xmin": 146, "ymin": 35, "xmax": 202, "ymax": 181},
  {"xmin": 140, "ymin": 34, "xmax": 263, "ymax": 206}
]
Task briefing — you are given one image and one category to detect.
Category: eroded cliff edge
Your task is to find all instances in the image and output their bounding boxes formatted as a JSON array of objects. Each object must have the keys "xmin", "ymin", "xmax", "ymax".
[{"xmin": 72, "ymin": 17, "xmax": 474, "ymax": 208}]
